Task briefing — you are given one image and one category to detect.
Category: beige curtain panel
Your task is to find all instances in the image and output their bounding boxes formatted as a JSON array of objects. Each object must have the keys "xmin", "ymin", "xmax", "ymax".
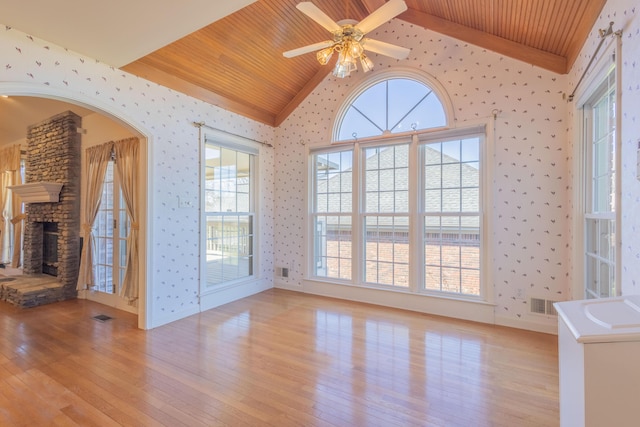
[
  {"xmin": 114, "ymin": 137, "xmax": 140, "ymax": 303},
  {"xmin": 0, "ymin": 144, "xmax": 22, "ymax": 265},
  {"xmin": 77, "ymin": 141, "xmax": 113, "ymax": 290}
]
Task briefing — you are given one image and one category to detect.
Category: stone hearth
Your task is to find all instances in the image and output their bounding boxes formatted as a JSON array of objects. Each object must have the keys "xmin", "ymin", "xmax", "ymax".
[
  {"xmin": 0, "ymin": 274, "xmax": 65, "ymax": 307},
  {"xmin": 16, "ymin": 111, "xmax": 82, "ymax": 308}
]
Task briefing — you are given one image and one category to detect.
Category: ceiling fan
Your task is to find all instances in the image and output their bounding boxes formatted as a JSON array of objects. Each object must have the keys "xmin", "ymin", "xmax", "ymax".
[{"xmin": 283, "ymin": 0, "xmax": 411, "ymax": 78}]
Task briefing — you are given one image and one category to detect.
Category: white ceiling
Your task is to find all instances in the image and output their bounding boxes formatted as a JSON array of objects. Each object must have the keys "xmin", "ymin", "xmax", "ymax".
[
  {"xmin": 0, "ymin": 0, "xmax": 255, "ymax": 144},
  {"xmin": 0, "ymin": 97, "xmax": 94, "ymax": 142},
  {"xmin": 0, "ymin": 0, "xmax": 255, "ymax": 67}
]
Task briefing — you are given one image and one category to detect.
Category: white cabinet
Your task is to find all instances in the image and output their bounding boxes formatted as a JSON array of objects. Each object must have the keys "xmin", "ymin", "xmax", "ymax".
[{"xmin": 555, "ymin": 296, "xmax": 640, "ymax": 427}]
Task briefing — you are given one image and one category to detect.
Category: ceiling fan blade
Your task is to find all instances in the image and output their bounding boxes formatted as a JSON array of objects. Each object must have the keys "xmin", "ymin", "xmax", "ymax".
[
  {"xmin": 283, "ymin": 40, "xmax": 334, "ymax": 58},
  {"xmin": 296, "ymin": 2, "xmax": 342, "ymax": 33},
  {"xmin": 356, "ymin": 0, "xmax": 408, "ymax": 34},
  {"xmin": 362, "ymin": 38, "xmax": 410, "ymax": 60}
]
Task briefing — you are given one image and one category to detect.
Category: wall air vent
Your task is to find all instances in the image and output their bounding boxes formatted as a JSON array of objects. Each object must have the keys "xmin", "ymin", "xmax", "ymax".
[{"xmin": 530, "ymin": 297, "xmax": 558, "ymax": 316}]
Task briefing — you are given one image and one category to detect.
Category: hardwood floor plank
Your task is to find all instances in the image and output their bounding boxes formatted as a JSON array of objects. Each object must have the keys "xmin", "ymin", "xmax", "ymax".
[{"xmin": 0, "ymin": 289, "xmax": 559, "ymax": 426}]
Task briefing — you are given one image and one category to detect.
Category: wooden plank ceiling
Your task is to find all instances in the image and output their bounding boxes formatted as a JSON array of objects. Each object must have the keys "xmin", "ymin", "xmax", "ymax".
[{"xmin": 121, "ymin": 0, "xmax": 606, "ymax": 127}]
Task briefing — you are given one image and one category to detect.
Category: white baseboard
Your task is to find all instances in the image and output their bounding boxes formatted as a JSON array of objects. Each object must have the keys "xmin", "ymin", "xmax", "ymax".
[
  {"xmin": 274, "ymin": 278, "xmax": 302, "ymax": 290},
  {"xmin": 495, "ymin": 314, "xmax": 558, "ymax": 335},
  {"xmin": 295, "ymin": 279, "xmax": 496, "ymax": 325},
  {"xmin": 200, "ymin": 278, "xmax": 273, "ymax": 312},
  {"xmin": 150, "ymin": 305, "xmax": 201, "ymax": 329}
]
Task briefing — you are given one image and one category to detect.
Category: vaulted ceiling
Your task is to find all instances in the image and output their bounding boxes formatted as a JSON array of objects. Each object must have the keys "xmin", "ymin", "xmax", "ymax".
[{"xmin": 121, "ymin": 0, "xmax": 606, "ymax": 127}]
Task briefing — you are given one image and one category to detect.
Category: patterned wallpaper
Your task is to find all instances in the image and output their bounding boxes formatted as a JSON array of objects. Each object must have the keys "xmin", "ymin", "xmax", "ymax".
[
  {"xmin": 567, "ymin": 0, "xmax": 640, "ymax": 295},
  {"xmin": 4, "ymin": 0, "xmax": 636, "ymax": 331},
  {"xmin": 0, "ymin": 25, "xmax": 275, "ymax": 327},
  {"xmin": 276, "ymin": 19, "xmax": 569, "ymax": 329}
]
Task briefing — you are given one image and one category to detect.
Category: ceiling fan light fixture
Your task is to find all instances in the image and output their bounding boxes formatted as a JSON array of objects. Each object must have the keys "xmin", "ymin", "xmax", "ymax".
[
  {"xmin": 317, "ymin": 46, "xmax": 334, "ymax": 65},
  {"xmin": 284, "ymin": 1, "xmax": 409, "ymax": 78},
  {"xmin": 360, "ymin": 54, "xmax": 374, "ymax": 73},
  {"xmin": 333, "ymin": 49, "xmax": 357, "ymax": 78}
]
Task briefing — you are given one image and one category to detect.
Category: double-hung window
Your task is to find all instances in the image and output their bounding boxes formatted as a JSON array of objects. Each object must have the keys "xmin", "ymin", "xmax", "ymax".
[
  {"xmin": 310, "ymin": 75, "xmax": 484, "ymax": 299},
  {"xmin": 204, "ymin": 140, "xmax": 256, "ymax": 287},
  {"xmin": 423, "ymin": 137, "xmax": 481, "ymax": 295},
  {"xmin": 583, "ymin": 67, "xmax": 617, "ymax": 299},
  {"xmin": 310, "ymin": 133, "xmax": 483, "ymax": 297}
]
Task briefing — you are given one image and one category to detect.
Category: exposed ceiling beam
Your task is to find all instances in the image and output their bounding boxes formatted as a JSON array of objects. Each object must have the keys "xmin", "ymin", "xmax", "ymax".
[
  {"xmin": 398, "ymin": 8, "xmax": 567, "ymax": 74},
  {"xmin": 275, "ymin": 65, "xmax": 333, "ymax": 127},
  {"xmin": 121, "ymin": 62, "xmax": 276, "ymax": 126}
]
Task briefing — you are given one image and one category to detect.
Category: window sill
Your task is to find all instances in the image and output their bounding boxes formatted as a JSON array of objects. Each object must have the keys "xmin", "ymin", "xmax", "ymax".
[{"xmin": 296, "ymin": 277, "xmax": 496, "ymax": 325}]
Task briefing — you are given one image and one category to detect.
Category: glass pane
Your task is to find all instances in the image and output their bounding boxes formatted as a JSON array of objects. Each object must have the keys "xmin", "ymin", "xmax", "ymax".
[
  {"xmin": 461, "ymin": 188, "xmax": 479, "ymax": 212},
  {"xmin": 442, "ymin": 189, "xmax": 461, "ymax": 212},
  {"xmin": 594, "ymin": 140, "xmax": 610, "ymax": 177},
  {"xmin": 425, "ymin": 143, "xmax": 442, "ymax": 165},
  {"xmin": 425, "ymin": 189, "xmax": 441, "ymax": 212},
  {"xmin": 316, "ymin": 194, "xmax": 328, "ymax": 213},
  {"xmin": 461, "ymin": 138, "xmax": 480, "ymax": 162},
  {"xmin": 340, "ymin": 193, "xmax": 352, "ymax": 212},
  {"xmin": 442, "ymin": 268, "xmax": 461, "ymax": 293},
  {"xmin": 337, "ymin": 78, "xmax": 447, "ymax": 141},
  {"xmin": 388, "ymin": 79, "xmax": 429, "ymax": 127},
  {"xmin": 366, "ymin": 170, "xmax": 379, "ymax": 192},
  {"xmin": 339, "ymin": 107, "xmax": 382, "ymax": 140},
  {"xmin": 313, "ymin": 215, "xmax": 352, "ymax": 280},
  {"xmin": 314, "ymin": 150, "xmax": 353, "ymax": 214},
  {"xmin": 395, "ymin": 168, "xmax": 408, "ymax": 191},
  {"xmin": 585, "ymin": 218, "xmax": 597, "ymax": 254},
  {"xmin": 364, "ymin": 216, "xmax": 409, "ymax": 287},
  {"xmin": 379, "ymin": 169, "xmax": 394, "ymax": 191},
  {"xmin": 442, "ymin": 163, "xmax": 461, "ymax": 188},
  {"xmin": 462, "ymin": 162, "xmax": 480, "ymax": 187},
  {"xmin": 599, "ymin": 261, "xmax": 611, "ymax": 298},
  {"xmin": 394, "ymin": 144, "xmax": 409, "ymax": 168},
  {"xmin": 425, "ymin": 165, "xmax": 441, "ymax": 189},
  {"xmin": 461, "ymin": 269, "xmax": 480, "ymax": 296},
  {"xmin": 206, "ymin": 213, "xmax": 254, "ymax": 286},
  {"xmin": 351, "ymin": 81, "xmax": 387, "ymax": 131},
  {"xmin": 341, "ymin": 171, "xmax": 352, "ymax": 193},
  {"xmin": 595, "ymin": 175, "xmax": 613, "ymax": 212},
  {"xmin": 364, "ymin": 145, "xmax": 409, "ymax": 214},
  {"xmin": 441, "ymin": 140, "xmax": 461, "ymax": 163},
  {"xmin": 425, "ymin": 265, "xmax": 441, "ymax": 291},
  {"xmin": 119, "ymin": 240, "xmax": 127, "ymax": 267},
  {"xmin": 424, "ymin": 215, "xmax": 480, "ymax": 296},
  {"xmin": 379, "ymin": 192, "xmax": 395, "ymax": 213},
  {"xmin": 395, "ymin": 191, "xmax": 409, "ymax": 212},
  {"xmin": 392, "ymin": 94, "xmax": 447, "ymax": 133}
]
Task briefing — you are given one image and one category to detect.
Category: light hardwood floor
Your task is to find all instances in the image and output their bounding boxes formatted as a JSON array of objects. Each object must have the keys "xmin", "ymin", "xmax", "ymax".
[{"xmin": 0, "ymin": 289, "xmax": 559, "ymax": 426}]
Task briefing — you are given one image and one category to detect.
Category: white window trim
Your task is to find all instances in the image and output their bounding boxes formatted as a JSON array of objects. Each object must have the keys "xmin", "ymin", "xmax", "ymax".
[
  {"xmin": 572, "ymin": 35, "xmax": 622, "ymax": 300},
  {"xmin": 199, "ymin": 128, "xmax": 262, "ymax": 298},
  {"xmin": 307, "ymin": 122, "xmax": 492, "ymax": 304},
  {"xmin": 331, "ymin": 68, "xmax": 456, "ymax": 143}
]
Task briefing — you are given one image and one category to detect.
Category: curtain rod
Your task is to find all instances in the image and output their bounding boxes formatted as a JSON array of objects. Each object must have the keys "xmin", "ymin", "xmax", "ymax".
[
  {"xmin": 566, "ymin": 22, "xmax": 620, "ymax": 102},
  {"xmin": 192, "ymin": 121, "xmax": 273, "ymax": 148}
]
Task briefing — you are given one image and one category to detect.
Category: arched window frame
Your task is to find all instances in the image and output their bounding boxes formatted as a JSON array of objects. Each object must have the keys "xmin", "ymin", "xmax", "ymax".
[{"xmin": 332, "ymin": 69, "xmax": 456, "ymax": 143}]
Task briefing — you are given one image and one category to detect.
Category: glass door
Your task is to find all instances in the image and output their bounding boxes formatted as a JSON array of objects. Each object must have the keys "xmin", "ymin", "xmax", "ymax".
[{"xmin": 87, "ymin": 160, "xmax": 133, "ymax": 311}]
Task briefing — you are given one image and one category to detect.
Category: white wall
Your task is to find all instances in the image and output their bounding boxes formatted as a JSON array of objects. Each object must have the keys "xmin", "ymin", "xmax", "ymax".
[
  {"xmin": 8, "ymin": 3, "xmax": 635, "ymax": 332},
  {"xmin": 274, "ymin": 19, "xmax": 570, "ymax": 332},
  {"xmin": 0, "ymin": 26, "xmax": 275, "ymax": 328},
  {"xmin": 568, "ymin": 0, "xmax": 640, "ymax": 296}
]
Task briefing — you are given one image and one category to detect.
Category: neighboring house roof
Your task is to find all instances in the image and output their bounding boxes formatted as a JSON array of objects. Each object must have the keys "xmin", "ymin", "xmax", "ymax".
[{"xmin": 316, "ymin": 144, "xmax": 479, "ymax": 217}]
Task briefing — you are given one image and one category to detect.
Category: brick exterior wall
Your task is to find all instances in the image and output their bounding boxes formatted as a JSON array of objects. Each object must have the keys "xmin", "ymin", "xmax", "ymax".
[{"xmin": 22, "ymin": 111, "xmax": 81, "ymax": 303}]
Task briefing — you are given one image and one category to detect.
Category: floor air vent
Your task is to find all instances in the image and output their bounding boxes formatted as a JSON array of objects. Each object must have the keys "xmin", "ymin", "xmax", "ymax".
[
  {"xmin": 530, "ymin": 298, "xmax": 558, "ymax": 316},
  {"xmin": 93, "ymin": 314, "xmax": 113, "ymax": 322}
]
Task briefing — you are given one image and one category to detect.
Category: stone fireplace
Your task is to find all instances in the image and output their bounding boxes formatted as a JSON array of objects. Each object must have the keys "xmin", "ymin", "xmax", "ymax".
[{"xmin": 19, "ymin": 111, "xmax": 82, "ymax": 305}]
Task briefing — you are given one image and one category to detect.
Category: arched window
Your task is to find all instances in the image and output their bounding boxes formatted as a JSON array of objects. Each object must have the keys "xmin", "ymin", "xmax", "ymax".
[
  {"xmin": 312, "ymin": 71, "xmax": 487, "ymax": 304},
  {"xmin": 335, "ymin": 76, "xmax": 448, "ymax": 142}
]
